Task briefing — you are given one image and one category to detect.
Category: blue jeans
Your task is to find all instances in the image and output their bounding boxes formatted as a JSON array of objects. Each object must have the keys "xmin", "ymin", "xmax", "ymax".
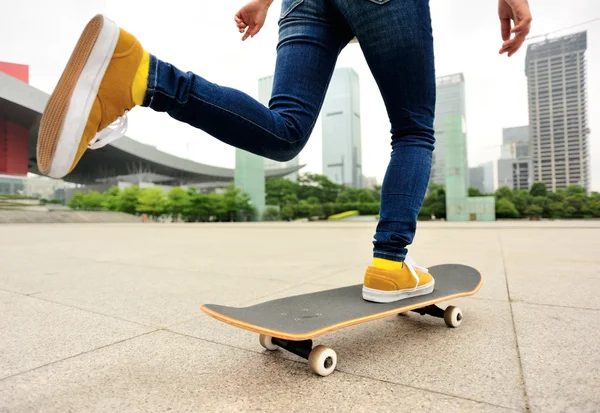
[{"xmin": 143, "ymin": 0, "xmax": 436, "ymax": 262}]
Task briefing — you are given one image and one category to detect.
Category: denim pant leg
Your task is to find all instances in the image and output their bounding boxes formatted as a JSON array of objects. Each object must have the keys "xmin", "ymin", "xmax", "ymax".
[
  {"xmin": 142, "ymin": 0, "xmax": 352, "ymax": 163},
  {"xmin": 334, "ymin": 0, "xmax": 436, "ymax": 262}
]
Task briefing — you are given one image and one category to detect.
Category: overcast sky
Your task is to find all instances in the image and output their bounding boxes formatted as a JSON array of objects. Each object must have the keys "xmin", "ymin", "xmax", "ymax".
[{"xmin": 1, "ymin": 0, "xmax": 599, "ymax": 190}]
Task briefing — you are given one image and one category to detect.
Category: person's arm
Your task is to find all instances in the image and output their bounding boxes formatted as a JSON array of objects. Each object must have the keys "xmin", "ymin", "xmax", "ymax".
[
  {"xmin": 235, "ymin": 0, "xmax": 275, "ymax": 41},
  {"xmin": 498, "ymin": 0, "xmax": 533, "ymax": 57}
]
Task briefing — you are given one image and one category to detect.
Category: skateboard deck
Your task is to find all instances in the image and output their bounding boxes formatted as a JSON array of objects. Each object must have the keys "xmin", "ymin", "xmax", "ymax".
[
  {"xmin": 201, "ymin": 264, "xmax": 481, "ymax": 376},
  {"xmin": 202, "ymin": 264, "xmax": 481, "ymax": 340}
]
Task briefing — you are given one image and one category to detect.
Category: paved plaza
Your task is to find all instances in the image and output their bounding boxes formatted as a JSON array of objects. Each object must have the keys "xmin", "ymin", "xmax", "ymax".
[{"xmin": 1, "ymin": 221, "xmax": 599, "ymax": 412}]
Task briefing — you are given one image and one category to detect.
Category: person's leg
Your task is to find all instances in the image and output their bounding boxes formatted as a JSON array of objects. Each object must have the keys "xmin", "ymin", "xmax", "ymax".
[
  {"xmin": 37, "ymin": 3, "xmax": 354, "ymax": 178},
  {"xmin": 333, "ymin": 0, "xmax": 436, "ymax": 302},
  {"xmin": 142, "ymin": 1, "xmax": 354, "ymax": 162}
]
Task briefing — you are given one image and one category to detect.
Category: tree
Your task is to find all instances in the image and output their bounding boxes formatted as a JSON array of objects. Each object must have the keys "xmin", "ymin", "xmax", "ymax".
[
  {"xmin": 566, "ymin": 194, "xmax": 586, "ymax": 218},
  {"xmin": 336, "ymin": 191, "xmax": 351, "ymax": 204},
  {"xmin": 587, "ymin": 199, "xmax": 600, "ymax": 218},
  {"xmin": 468, "ymin": 187, "xmax": 484, "ymax": 197},
  {"xmin": 525, "ymin": 204, "xmax": 544, "ymax": 218},
  {"xmin": 420, "ymin": 184, "xmax": 445, "ymax": 219},
  {"xmin": 136, "ymin": 187, "xmax": 167, "ymax": 218},
  {"xmin": 222, "ymin": 184, "xmax": 255, "ymax": 221},
  {"xmin": 80, "ymin": 191, "xmax": 104, "ymax": 210},
  {"xmin": 263, "ymin": 207, "xmax": 280, "ymax": 221},
  {"xmin": 167, "ymin": 187, "xmax": 190, "ymax": 220},
  {"xmin": 532, "ymin": 196, "xmax": 550, "ymax": 217},
  {"xmin": 102, "ymin": 187, "xmax": 121, "ymax": 211},
  {"xmin": 495, "ymin": 186, "xmax": 513, "ymax": 201},
  {"xmin": 265, "ymin": 178, "xmax": 298, "ymax": 207},
  {"xmin": 513, "ymin": 190, "xmax": 532, "ymax": 217},
  {"xmin": 281, "ymin": 205, "xmax": 295, "ymax": 221},
  {"xmin": 496, "ymin": 198, "xmax": 519, "ymax": 219},
  {"xmin": 566, "ymin": 185, "xmax": 586, "ymax": 197},
  {"xmin": 548, "ymin": 191, "xmax": 564, "ymax": 203},
  {"xmin": 548, "ymin": 201, "xmax": 565, "ymax": 219},
  {"xmin": 530, "ymin": 182, "xmax": 547, "ymax": 197},
  {"xmin": 117, "ymin": 186, "xmax": 141, "ymax": 215},
  {"xmin": 297, "ymin": 173, "xmax": 342, "ymax": 203},
  {"xmin": 68, "ymin": 193, "xmax": 85, "ymax": 210},
  {"xmin": 185, "ymin": 191, "xmax": 224, "ymax": 222}
]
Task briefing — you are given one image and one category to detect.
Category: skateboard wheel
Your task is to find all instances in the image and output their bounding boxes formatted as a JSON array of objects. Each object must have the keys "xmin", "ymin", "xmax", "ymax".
[
  {"xmin": 444, "ymin": 306, "xmax": 463, "ymax": 328},
  {"xmin": 308, "ymin": 345, "xmax": 337, "ymax": 377},
  {"xmin": 259, "ymin": 334, "xmax": 279, "ymax": 351}
]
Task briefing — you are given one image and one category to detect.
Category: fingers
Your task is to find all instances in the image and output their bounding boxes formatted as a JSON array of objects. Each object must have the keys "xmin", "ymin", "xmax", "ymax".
[
  {"xmin": 234, "ymin": 14, "xmax": 247, "ymax": 34},
  {"xmin": 500, "ymin": 17, "xmax": 512, "ymax": 41},
  {"xmin": 241, "ymin": 23, "xmax": 263, "ymax": 41},
  {"xmin": 499, "ymin": 34, "xmax": 526, "ymax": 57},
  {"xmin": 499, "ymin": 4, "xmax": 532, "ymax": 57},
  {"xmin": 511, "ymin": 15, "xmax": 532, "ymax": 36}
]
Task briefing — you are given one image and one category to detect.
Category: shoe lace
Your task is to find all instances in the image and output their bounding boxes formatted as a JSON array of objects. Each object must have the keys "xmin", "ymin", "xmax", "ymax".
[
  {"xmin": 88, "ymin": 111, "xmax": 129, "ymax": 150},
  {"xmin": 404, "ymin": 255, "xmax": 429, "ymax": 289}
]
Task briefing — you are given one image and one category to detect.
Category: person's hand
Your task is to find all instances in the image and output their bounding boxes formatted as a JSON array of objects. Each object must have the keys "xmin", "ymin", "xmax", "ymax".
[
  {"xmin": 235, "ymin": 0, "xmax": 273, "ymax": 41},
  {"xmin": 498, "ymin": 0, "xmax": 533, "ymax": 57}
]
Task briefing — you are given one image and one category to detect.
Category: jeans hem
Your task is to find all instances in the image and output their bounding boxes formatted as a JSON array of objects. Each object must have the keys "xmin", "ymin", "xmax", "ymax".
[
  {"xmin": 373, "ymin": 251, "xmax": 406, "ymax": 262},
  {"xmin": 142, "ymin": 54, "xmax": 159, "ymax": 108}
]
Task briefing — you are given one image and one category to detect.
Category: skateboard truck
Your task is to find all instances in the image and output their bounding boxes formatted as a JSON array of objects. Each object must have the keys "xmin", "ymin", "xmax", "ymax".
[
  {"xmin": 404, "ymin": 304, "xmax": 463, "ymax": 328},
  {"xmin": 259, "ymin": 335, "xmax": 338, "ymax": 377}
]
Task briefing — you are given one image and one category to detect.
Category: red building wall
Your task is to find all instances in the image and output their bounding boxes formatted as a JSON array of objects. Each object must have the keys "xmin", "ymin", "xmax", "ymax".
[
  {"xmin": 0, "ymin": 62, "xmax": 30, "ymax": 176},
  {"xmin": 0, "ymin": 118, "xmax": 29, "ymax": 176},
  {"xmin": 0, "ymin": 61, "xmax": 29, "ymax": 83}
]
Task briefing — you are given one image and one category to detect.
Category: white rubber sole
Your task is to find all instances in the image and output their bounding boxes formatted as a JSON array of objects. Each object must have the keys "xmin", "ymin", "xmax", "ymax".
[
  {"xmin": 48, "ymin": 16, "xmax": 120, "ymax": 178},
  {"xmin": 362, "ymin": 280, "xmax": 435, "ymax": 303}
]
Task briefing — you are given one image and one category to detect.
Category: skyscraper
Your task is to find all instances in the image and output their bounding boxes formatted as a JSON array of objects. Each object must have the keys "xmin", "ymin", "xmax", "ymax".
[
  {"xmin": 497, "ymin": 126, "xmax": 531, "ymax": 191},
  {"xmin": 431, "ymin": 73, "xmax": 468, "ymax": 189},
  {"xmin": 469, "ymin": 161, "xmax": 494, "ymax": 194},
  {"xmin": 525, "ymin": 32, "xmax": 590, "ymax": 191},
  {"xmin": 321, "ymin": 68, "xmax": 362, "ymax": 188},
  {"xmin": 258, "ymin": 75, "xmax": 300, "ymax": 182}
]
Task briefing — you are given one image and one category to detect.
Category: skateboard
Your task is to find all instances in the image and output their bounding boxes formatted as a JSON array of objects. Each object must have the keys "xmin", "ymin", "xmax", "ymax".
[{"xmin": 201, "ymin": 264, "xmax": 482, "ymax": 376}]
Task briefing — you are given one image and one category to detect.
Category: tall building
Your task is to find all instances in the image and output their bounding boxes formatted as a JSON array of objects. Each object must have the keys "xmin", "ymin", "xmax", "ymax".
[
  {"xmin": 259, "ymin": 75, "xmax": 300, "ymax": 182},
  {"xmin": 322, "ymin": 68, "xmax": 362, "ymax": 188},
  {"xmin": 234, "ymin": 149, "xmax": 265, "ymax": 221},
  {"xmin": 469, "ymin": 161, "xmax": 494, "ymax": 194},
  {"xmin": 433, "ymin": 74, "xmax": 495, "ymax": 221},
  {"xmin": 525, "ymin": 32, "xmax": 590, "ymax": 191},
  {"xmin": 444, "ymin": 116, "xmax": 495, "ymax": 221},
  {"xmin": 431, "ymin": 73, "xmax": 468, "ymax": 188},
  {"xmin": 497, "ymin": 126, "xmax": 531, "ymax": 191}
]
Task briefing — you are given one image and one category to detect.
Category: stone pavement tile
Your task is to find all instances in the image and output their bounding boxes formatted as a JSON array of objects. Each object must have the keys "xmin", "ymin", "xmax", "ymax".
[
  {"xmin": 130, "ymin": 226, "xmax": 374, "ymax": 280},
  {"xmin": 0, "ymin": 290, "xmax": 152, "ymax": 380},
  {"xmin": 175, "ymin": 295, "xmax": 524, "ymax": 410},
  {"xmin": 403, "ymin": 229, "xmax": 508, "ymax": 302},
  {"xmin": 31, "ymin": 262, "xmax": 298, "ymax": 327},
  {"xmin": 0, "ymin": 254, "xmax": 93, "ymax": 295},
  {"xmin": 512, "ymin": 303, "xmax": 600, "ymax": 413},
  {"xmin": 501, "ymin": 230, "xmax": 600, "ymax": 309},
  {"xmin": 0, "ymin": 330, "xmax": 517, "ymax": 413},
  {"xmin": 7, "ymin": 224, "xmax": 374, "ymax": 281}
]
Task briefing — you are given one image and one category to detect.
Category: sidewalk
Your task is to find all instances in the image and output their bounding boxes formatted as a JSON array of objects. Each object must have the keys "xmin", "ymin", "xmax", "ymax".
[{"xmin": 1, "ymin": 221, "xmax": 599, "ymax": 412}]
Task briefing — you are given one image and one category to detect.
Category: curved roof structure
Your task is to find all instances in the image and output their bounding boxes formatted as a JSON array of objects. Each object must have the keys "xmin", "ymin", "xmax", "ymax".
[{"xmin": 0, "ymin": 72, "xmax": 303, "ymax": 184}]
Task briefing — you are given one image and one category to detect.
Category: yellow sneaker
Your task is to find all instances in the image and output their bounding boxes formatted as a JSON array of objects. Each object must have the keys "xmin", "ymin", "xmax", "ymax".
[
  {"xmin": 362, "ymin": 257, "xmax": 435, "ymax": 303},
  {"xmin": 37, "ymin": 14, "xmax": 148, "ymax": 178}
]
